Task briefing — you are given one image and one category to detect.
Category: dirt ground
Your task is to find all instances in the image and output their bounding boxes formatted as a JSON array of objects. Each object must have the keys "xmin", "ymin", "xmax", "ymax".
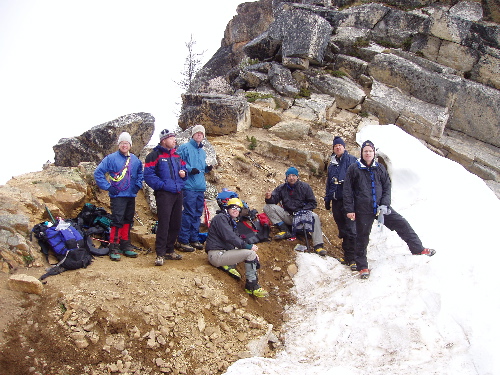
[{"xmin": 0, "ymin": 127, "xmax": 356, "ymax": 375}]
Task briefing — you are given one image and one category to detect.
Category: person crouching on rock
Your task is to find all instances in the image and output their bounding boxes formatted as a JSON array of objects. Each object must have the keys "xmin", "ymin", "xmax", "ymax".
[
  {"xmin": 94, "ymin": 131, "xmax": 144, "ymax": 261},
  {"xmin": 205, "ymin": 198, "xmax": 268, "ymax": 298}
]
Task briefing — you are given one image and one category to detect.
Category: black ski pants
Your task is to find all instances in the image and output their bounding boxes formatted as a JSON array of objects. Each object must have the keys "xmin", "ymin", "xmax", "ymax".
[
  {"xmin": 154, "ymin": 190, "xmax": 183, "ymax": 257},
  {"xmin": 354, "ymin": 209, "xmax": 424, "ymax": 270},
  {"xmin": 331, "ymin": 199, "xmax": 356, "ymax": 263}
]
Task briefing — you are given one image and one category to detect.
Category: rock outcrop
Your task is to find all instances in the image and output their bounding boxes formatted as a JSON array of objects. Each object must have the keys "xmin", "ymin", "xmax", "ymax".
[
  {"xmin": 53, "ymin": 112, "xmax": 155, "ymax": 167},
  {"xmin": 181, "ymin": 0, "xmax": 500, "ymax": 195}
]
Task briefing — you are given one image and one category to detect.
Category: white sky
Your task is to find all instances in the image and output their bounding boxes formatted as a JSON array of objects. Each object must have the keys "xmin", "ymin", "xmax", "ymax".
[
  {"xmin": 225, "ymin": 125, "xmax": 500, "ymax": 375},
  {"xmin": 0, "ymin": 0, "xmax": 246, "ymax": 184}
]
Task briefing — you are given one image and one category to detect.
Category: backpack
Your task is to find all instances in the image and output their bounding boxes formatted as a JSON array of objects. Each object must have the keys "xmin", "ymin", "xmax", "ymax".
[
  {"xmin": 31, "ymin": 219, "xmax": 93, "ymax": 280},
  {"xmin": 76, "ymin": 203, "xmax": 112, "ymax": 230}
]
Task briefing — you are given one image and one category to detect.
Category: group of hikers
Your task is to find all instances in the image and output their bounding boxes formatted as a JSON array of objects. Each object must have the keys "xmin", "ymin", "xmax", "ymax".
[{"xmin": 93, "ymin": 126, "xmax": 435, "ymax": 297}]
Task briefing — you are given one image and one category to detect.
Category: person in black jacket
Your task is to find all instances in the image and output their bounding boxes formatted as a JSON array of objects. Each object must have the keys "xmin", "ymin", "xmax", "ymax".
[
  {"xmin": 324, "ymin": 136, "xmax": 358, "ymax": 270},
  {"xmin": 343, "ymin": 140, "xmax": 435, "ymax": 279},
  {"xmin": 264, "ymin": 167, "xmax": 326, "ymax": 256},
  {"xmin": 205, "ymin": 198, "xmax": 268, "ymax": 298}
]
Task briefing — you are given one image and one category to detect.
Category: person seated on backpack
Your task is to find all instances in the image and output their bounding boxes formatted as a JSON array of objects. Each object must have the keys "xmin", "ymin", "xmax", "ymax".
[
  {"xmin": 94, "ymin": 132, "xmax": 144, "ymax": 261},
  {"xmin": 205, "ymin": 198, "xmax": 268, "ymax": 298},
  {"xmin": 264, "ymin": 167, "xmax": 327, "ymax": 256}
]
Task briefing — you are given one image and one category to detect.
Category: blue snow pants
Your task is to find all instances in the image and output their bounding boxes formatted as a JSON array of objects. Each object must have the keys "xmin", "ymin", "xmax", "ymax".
[{"xmin": 178, "ymin": 190, "xmax": 205, "ymax": 244}]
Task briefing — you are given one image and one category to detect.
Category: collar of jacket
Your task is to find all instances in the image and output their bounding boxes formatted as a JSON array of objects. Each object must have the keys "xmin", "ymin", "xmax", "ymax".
[
  {"xmin": 156, "ymin": 144, "xmax": 176, "ymax": 154},
  {"xmin": 190, "ymin": 138, "xmax": 204, "ymax": 149},
  {"xmin": 356, "ymin": 158, "xmax": 378, "ymax": 169}
]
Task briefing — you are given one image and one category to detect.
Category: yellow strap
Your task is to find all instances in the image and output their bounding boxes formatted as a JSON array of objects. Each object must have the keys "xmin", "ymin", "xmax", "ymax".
[{"xmin": 108, "ymin": 157, "xmax": 130, "ymax": 182}]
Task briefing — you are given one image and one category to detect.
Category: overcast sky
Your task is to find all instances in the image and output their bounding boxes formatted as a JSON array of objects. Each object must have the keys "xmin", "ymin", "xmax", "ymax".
[{"xmin": 0, "ymin": 0, "xmax": 247, "ymax": 184}]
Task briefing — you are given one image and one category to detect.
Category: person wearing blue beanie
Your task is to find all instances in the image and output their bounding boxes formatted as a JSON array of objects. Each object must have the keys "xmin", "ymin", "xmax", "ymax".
[{"xmin": 264, "ymin": 167, "xmax": 327, "ymax": 256}]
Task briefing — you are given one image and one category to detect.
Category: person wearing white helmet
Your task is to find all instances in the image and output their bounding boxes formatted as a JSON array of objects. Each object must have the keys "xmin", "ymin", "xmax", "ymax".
[{"xmin": 205, "ymin": 197, "xmax": 268, "ymax": 298}]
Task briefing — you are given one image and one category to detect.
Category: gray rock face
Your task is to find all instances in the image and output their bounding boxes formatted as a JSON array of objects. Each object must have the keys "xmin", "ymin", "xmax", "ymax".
[
  {"xmin": 53, "ymin": 112, "xmax": 155, "ymax": 167},
  {"xmin": 309, "ymin": 74, "xmax": 365, "ymax": 109},
  {"xmin": 178, "ymin": 93, "xmax": 251, "ymax": 135},
  {"xmin": 268, "ymin": 64, "xmax": 300, "ymax": 97}
]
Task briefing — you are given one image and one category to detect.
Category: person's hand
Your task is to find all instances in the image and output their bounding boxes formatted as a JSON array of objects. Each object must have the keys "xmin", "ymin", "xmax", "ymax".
[
  {"xmin": 108, "ymin": 186, "xmax": 119, "ymax": 195},
  {"xmin": 347, "ymin": 212, "xmax": 355, "ymax": 221},
  {"xmin": 206, "ymin": 165, "xmax": 213, "ymax": 172},
  {"xmin": 191, "ymin": 168, "xmax": 200, "ymax": 175},
  {"xmin": 251, "ymin": 244, "xmax": 258, "ymax": 252},
  {"xmin": 132, "ymin": 185, "xmax": 141, "ymax": 194},
  {"xmin": 324, "ymin": 199, "xmax": 331, "ymax": 210},
  {"xmin": 377, "ymin": 205, "xmax": 391, "ymax": 216},
  {"xmin": 179, "ymin": 170, "xmax": 186, "ymax": 178},
  {"xmin": 265, "ymin": 189, "xmax": 272, "ymax": 200}
]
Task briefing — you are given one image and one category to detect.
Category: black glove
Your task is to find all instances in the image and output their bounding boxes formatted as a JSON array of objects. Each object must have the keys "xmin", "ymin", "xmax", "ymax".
[
  {"xmin": 108, "ymin": 186, "xmax": 119, "ymax": 195},
  {"xmin": 206, "ymin": 165, "xmax": 213, "ymax": 172},
  {"xmin": 325, "ymin": 200, "xmax": 331, "ymax": 210},
  {"xmin": 191, "ymin": 168, "xmax": 200, "ymax": 175}
]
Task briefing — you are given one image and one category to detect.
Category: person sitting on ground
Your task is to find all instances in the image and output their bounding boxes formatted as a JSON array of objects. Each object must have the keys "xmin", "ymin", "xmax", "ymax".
[
  {"xmin": 176, "ymin": 124, "xmax": 213, "ymax": 252},
  {"xmin": 343, "ymin": 140, "xmax": 436, "ymax": 279},
  {"xmin": 205, "ymin": 198, "xmax": 268, "ymax": 298},
  {"xmin": 94, "ymin": 131, "xmax": 143, "ymax": 261},
  {"xmin": 144, "ymin": 129, "xmax": 188, "ymax": 266},
  {"xmin": 264, "ymin": 167, "xmax": 327, "ymax": 256},
  {"xmin": 324, "ymin": 136, "xmax": 358, "ymax": 271}
]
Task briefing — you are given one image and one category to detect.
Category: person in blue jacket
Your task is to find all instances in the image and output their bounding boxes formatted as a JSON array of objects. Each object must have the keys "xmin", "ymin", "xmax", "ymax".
[
  {"xmin": 176, "ymin": 125, "xmax": 213, "ymax": 252},
  {"xmin": 324, "ymin": 136, "xmax": 358, "ymax": 271},
  {"xmin": 144, "ymin": 129, "xmax": 188, "ymax": 266},
  {"xmin": 94, "ymin": 132, "xmax": 144, "ymax": 261}
]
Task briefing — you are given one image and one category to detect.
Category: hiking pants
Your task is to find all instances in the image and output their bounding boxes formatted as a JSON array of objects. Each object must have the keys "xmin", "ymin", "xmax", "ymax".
[
  {"xmin": 207, "ymin": 249, "xmax": 258, "ymax": 282},
  {"xmin": 109, "ymin": 197, "xmax": 135, "ymax": 243},
  {"xmin": 154, "ymin": 190, "xmax": 183, "ymax": 257},
  {"xmin": 178, "ymin": 190, "xmax": 204, "ymax": 244},
  {"xmin": 331, "ymin": 199, "xmax": 356, "ymax": 263},
  {"xmin": 264, "ymin": 204, "xmax": 323, "ymax": 246},
  {"xmin": 354, "ymin": 209, "xmax": 424, "ymax": 270}
]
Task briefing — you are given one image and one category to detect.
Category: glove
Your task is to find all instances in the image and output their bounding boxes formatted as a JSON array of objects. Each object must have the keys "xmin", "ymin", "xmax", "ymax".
[
  {"xmin": 324, "ymin": 199, "xmax": 331, "ymax": 210},
  {"xmin": 108, "ymin": 186, "xmax": 119, "ymax": 195},
  {"xmin": 377, "ymin": 205, "xmax": 391, "ymax": 227},
  {"xmin": 191, "ymin": 168, "xmax": 200, "ymax": 175},
  {"xmin": 206, "ymin": 165, "xmax": 213, "ymax": 172},
  {"xmin": 132, "ymin": 185, "xmax": 141, "ymax": 194}
]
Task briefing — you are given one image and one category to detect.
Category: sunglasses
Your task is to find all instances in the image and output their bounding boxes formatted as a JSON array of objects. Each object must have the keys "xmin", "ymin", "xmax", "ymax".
[{"xmin": 228, "ymin": 206, "xmax": 241, "ymax": 211}]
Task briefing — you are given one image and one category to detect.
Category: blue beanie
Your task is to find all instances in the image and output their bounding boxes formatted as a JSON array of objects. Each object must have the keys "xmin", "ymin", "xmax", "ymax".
[
  {"xmin": 333, "ymin": 136, "xmax": 345, "ymax": 147},
  {"xmin": 285, "ymin": 167, "xmax": 299, "ymax": 177},
  {"xmin": 361, "ymin": 140, "xmax": 375, "ymax": 151}
]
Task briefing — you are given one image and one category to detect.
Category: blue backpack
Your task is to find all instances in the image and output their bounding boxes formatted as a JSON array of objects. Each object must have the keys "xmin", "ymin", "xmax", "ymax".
[{"xmin": 45, "ymin": 225, "xmax": 84, "ymax": 257}]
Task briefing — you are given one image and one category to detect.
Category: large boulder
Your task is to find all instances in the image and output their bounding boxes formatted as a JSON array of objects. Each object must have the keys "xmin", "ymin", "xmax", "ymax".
[
  {"xmin": 309, "ymin": 74, "xmax": 365, "ymax": 109},
  {"xmin": 178, "ymin": 93, "xmax": 251, "ymax": 135},
  {"xmin": 268, "ymin": 64, "xmax": 300, "ymax": 97},
  {"xmin": 53, "ymin": 112, "xmax": 155, "ymax": 167}
]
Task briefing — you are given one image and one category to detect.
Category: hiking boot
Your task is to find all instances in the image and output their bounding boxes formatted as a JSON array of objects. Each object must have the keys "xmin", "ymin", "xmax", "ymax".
[
  {"xmin": 274, "ymin": 231, "xmax": 292, "ymax": 240},
  {"xmin": 119, "ymin": 240, "xmax": 138, "ymax": 258},
  {"xmin": 244, "ymin": 280, "xmax": 269, "ymax": 297},
  {"xmin": 219, "ymin": 265, "xmax": 241, "ymax": 280},
  {"xmin": 245, "ymin": 287, "xmax": 269, "ymax": 298},
  {"xmin": 155, "ymin": 256, "xmax": 164, "ymax": 266},
  {"xmin": 349, "ymin": 262, "xmax": 357, "ymax": 271},
  {"xmin": 414, "ymin": 248, "xmax": 436, "ymax": 256},
  {"xmin": 109, "ymin": 243, "xmax": 121, "ymax": 261},
  {"xmin": 314, "ymin": 246, "xmax": 327, "ymax": 256},
  {"xmin": 359, "ymin": 269, "xmax": 370, "ymax": 279},
  {"xmin": 190, "ymin": 241, "xmax": 204, "ymax": 250},
  {"xmin": 177, "ymin": 242, "xmax": 195, "ymax": 252}
]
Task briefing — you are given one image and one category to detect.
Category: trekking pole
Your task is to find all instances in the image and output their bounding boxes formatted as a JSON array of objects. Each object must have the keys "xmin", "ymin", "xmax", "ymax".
[
  {"xmin": 204, "ymin": 199, "xmax": 211, "ymax": 228},
  {"xmin": 134, "ymin": 214, "xmax": 144, "ymax": 226},
  {"xmin": 322, "ymin": 233, "xmax": 333, "ymax": 246},
  {"xmin": 45, "ymin": 205, "xmax": 56, "ymax": 225}
]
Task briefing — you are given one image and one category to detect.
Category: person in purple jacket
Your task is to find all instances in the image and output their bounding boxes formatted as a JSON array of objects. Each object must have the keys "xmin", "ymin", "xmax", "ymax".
[
  {"xmin": 144, "ymin": 129, "xmax": 188, "ymax": 266},
  {"xmin": 94, "ymin": 132, "xmax": 144, "ymax": 261}
]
